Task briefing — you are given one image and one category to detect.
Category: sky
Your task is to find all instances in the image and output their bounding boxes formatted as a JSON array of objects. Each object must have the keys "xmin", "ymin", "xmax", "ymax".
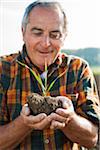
[{"xmin": 0, "ymin": 0, "xmax": 100, "ymax": 55}]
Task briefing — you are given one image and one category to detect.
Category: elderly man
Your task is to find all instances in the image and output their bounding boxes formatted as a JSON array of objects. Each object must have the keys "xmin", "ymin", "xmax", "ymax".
[{"xmin": 0, "ymin": 1, "xmax": 99, "ymax": 150}]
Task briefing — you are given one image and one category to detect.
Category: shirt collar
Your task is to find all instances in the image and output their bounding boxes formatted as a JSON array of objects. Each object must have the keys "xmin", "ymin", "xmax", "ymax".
[{"xmin": 18, "ymin": 44, "xmax": 67, "ymax": 73}]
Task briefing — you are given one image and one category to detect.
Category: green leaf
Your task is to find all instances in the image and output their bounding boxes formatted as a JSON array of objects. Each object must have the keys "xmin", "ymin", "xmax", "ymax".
[
  {"xmin": 16, "ymin": 60, "xmax": 67, "ymax": 96},
  {"xmin": 47, "ymin": 69, "xmax": 67, "ymax": 92},
  {"xmin": 16, "ymin": 60, "xmax": 45, "ymax": 94}
]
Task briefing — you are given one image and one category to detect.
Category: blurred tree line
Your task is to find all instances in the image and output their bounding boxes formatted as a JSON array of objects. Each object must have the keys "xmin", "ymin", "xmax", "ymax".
[
  {"xmin": 61, "ymin": 47, "xmax": 100, "ymax": 97},
  {"xmin": 61, "ymin": 47, "xmax": 100, "ymax": 67}
]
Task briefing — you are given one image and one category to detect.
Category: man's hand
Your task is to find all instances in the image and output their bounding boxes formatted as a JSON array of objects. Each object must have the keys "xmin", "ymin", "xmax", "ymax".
[
  {"xmin": 49, "ymin": 96, "xmax": 76, "ymax": 129},
  {"xmin": 48, "ymin": 96, "xmax": 98, "ymax": 148},
  {"xmin": 20, "ymin": 104, "xmax": 52, "ymax": 130}
]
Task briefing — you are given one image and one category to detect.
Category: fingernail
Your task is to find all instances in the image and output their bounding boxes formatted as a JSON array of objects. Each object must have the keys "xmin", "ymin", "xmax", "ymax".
[
  {"xmin": 25, "ymin": 107, "xmax": 30, "ymax": 115},
  {"xmin": 24, "ymin": 103, "xmax": 28, "ymax": 107},
  {"xmin": 62, "ymin": 122, "xmax": 65, "ymax": 127}
]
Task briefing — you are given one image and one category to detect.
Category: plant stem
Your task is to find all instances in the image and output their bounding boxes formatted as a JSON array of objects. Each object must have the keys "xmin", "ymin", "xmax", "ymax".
[
  {"xmin": 16, "ymin": 59, "xmax": 67, "ymax": 96},
  {"xmin": 44, "ymin": 59, "xmax": 48, "ymax": 96}
]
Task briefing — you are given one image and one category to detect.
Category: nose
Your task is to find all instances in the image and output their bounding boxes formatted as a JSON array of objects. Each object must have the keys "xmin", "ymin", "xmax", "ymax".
[{"xmin": 41, "ymin": 35, "xmax": 51, "ymax": 48}]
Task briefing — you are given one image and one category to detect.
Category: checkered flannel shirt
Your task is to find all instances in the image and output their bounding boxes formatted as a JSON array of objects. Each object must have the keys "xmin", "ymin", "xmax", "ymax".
[{"xmin": 0, "ymin": 45, "xmax": 100, "ymax": 150}]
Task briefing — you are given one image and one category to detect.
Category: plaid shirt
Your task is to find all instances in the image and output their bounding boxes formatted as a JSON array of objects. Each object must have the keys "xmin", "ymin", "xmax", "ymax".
[{"xmin": 0, "ymin": 45, "xmax": 100, "ymax": 150}]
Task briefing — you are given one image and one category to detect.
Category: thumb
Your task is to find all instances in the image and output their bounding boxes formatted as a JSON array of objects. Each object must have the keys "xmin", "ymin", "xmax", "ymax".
[{"xmin": 22, "ymin": 103, "xmax": 30, "ymax": 116}]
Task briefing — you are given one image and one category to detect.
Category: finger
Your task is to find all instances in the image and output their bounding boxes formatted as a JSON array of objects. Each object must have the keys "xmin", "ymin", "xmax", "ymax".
[
  {"xmin": 63, "ymin": 100, "xmax": 70, "ymax": 109},
  {"xmin": 33, "ymin": 116, "xmax": 51, "ymax": 130},
  {"xmin": 56, "ymin": 96, "xmax": 71, "ymax": 109},
  {"xmin": 22, "ymin": 103, "xmax": 30, "ymax": 116},
  {"xmin": 49, "ymin": 112, "xmax": 67, "ymax": 123},
  {"xmin": 50, "ymin": 120, "xmax": 65, "ymax": 129},
  {"xmin": 56, "ymin": 108, "xmax": 69, "ymax": 118},
  {"xmin": 29, "ymin": 113, "xmax": 47, "ymax": 124},
  {"xmin": 56, "ymin": 106, "xmax": 75, "ymax": 119}
]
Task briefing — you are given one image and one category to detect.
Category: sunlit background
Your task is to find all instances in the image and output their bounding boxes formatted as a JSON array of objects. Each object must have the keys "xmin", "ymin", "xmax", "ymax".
[{"xmin": 0, "ymin": 0, "xmax": 100, "ymax": 55}]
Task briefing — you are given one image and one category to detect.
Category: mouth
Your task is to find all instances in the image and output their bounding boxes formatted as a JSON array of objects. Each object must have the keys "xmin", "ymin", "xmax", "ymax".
[{"xmin": 38, "ymin": 50, "xmax": 53, "ymax": 55}]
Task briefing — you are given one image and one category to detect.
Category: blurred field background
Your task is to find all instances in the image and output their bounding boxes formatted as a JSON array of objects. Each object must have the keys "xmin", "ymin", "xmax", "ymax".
[{"xmin": 61, "ymin": 48, "xmax": 100, "ymax": 98}]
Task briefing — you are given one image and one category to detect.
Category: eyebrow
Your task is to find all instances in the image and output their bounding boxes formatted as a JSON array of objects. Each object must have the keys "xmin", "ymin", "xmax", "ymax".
[{"xmin": 50, "ymin": 30, "xmax": 61, "ymax": 33}]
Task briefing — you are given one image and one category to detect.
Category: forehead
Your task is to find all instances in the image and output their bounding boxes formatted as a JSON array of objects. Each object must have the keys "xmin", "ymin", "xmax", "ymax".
[{"xmin": 28, "ymin": 6, "xmax": 64, "ymax": 30}]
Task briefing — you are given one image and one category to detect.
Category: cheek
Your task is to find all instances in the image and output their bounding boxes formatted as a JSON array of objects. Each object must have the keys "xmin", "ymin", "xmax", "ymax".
[
  {"xmin": 53, "ymin": 44, "xmax": 61, "ymax": 53},
  {"xmin": 52, "ymin": 40, "xmax": 63, "ymax": 50},
  {"xmin": 24, "ymin": 38, "xmax": 36, "ymax": 51},
  {"xmin": 23, "ymin": 32, "xmax": 35, "ymax": 46}
]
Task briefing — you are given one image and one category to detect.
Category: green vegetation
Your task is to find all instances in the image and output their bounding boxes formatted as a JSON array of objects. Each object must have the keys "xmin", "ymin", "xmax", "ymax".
[
  {"xmin": 91, "ymin": 66, "xmax": 100, "ymax": 75},
  {"xmin": 16, "ymin": 60, "xmax": 67, "ymax": 96},
  {"xmin": 61, "ymin": 47, "xmax": 100, "ymax": 75}
]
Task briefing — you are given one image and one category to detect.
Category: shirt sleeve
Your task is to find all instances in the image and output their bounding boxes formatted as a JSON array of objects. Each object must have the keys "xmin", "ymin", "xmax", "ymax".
[
  {"xmin": 76, "ymin": 61, "xmax": 100, "ymax": 126},
  {"xmin": 0, "ymin": 60, "xmax": 10, "ymax": 125}
]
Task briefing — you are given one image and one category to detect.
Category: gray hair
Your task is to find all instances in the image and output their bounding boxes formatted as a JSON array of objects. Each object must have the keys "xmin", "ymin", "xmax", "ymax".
[{"xmin": 22, "ymin": 0, "xmax": 67, "ymax": 33}]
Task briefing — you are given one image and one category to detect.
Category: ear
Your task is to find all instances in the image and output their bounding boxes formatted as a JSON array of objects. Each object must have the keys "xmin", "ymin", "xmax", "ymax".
[
  {"xmin": 21, "ymin": 27, "xmax": 25, "ymax": 42},
  {"xmin": 22, "ymin": 27, "xmax": 25, "ymax": 36}
]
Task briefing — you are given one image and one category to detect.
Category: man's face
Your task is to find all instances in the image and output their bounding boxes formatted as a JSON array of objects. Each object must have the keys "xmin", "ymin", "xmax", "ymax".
[{"xmin": 22, "ymin": 6, "xmax": 66, "ymax": 70}]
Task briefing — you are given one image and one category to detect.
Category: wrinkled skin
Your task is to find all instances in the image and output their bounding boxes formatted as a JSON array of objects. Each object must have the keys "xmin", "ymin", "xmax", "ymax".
[
  {"xmin": 21, "ymin": 96, "xmax": 74, "ymax": 130},
  {"xmin": 22, "ymin": 6, "xmax": 66, "ymax": 71}
]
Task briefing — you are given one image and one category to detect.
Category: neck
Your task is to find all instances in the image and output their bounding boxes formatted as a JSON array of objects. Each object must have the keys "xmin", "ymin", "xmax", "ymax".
[{"xmin": 38, "ymin": 65, "xmax": 45, "ymax": 72}]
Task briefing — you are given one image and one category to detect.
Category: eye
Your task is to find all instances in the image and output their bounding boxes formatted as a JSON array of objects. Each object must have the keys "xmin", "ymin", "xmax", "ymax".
[
  {"xmin": 32, "ymin": 31, "xmax": 42, "ymax": 36},
  {"xmin": 50, "ymin": 31, "xmax": 62, "ymax": 40},
  {"xmin": 31, "ymin": 28, "xmax": 43, "ymax": 36}
]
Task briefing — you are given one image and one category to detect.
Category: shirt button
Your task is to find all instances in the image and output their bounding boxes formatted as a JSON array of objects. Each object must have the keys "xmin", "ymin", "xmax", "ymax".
[{"xmin": 45, "ymin": 139, "xmax": 49, "ymax": 144}]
